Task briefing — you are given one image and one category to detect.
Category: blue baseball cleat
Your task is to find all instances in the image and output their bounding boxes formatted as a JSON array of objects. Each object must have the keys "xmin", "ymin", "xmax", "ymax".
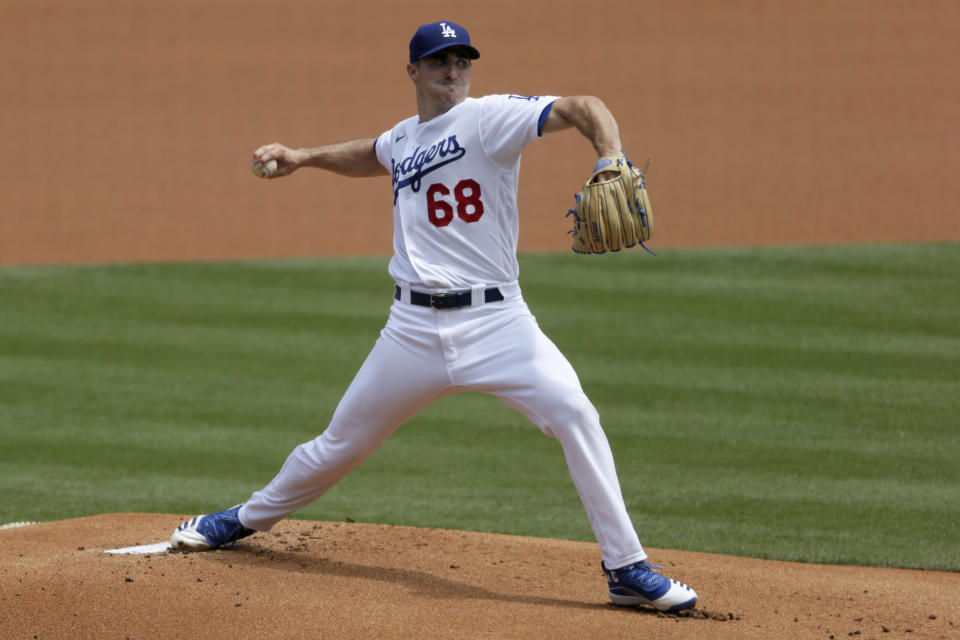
[
  {"xmin": 170, "ymin": 504, "xmax": 255, "ymax": 551},
  {"xmin": 602, "ymin": 560, "xmax": 698, "ymax": 612}
]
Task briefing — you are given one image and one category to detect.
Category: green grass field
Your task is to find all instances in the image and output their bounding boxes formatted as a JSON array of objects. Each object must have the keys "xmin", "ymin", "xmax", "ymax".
[{"xmin": 1, "ymin": 244, "xmax": 957, "ymax": 570}]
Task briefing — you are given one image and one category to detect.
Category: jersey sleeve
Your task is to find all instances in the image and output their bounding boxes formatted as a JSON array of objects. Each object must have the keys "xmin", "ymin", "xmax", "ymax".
[
  {"xmin": 374, "ymin": 128, "xmax": 394, "ymax": 170},
  {"xmin": 479, "ymin": 94, "xmax": 560, "ymax": 166}
]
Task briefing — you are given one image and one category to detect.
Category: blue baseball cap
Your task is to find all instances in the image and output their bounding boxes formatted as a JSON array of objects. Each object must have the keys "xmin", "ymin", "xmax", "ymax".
[{"xmin": 409, "ymin": 21, "xmax": 480, "ymax": 63}]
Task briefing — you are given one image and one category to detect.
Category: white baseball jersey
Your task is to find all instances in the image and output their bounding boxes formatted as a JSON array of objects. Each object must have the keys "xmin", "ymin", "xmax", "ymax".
[{"xmin": 375, "ymin": 94, "xmax": 559, "ymax": 290}]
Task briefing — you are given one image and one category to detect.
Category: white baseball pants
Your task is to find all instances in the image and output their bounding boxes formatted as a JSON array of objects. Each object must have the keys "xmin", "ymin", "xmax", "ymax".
[{"xmin": 240, "ymin": 283, "xmax": 647, "ymax": 569}]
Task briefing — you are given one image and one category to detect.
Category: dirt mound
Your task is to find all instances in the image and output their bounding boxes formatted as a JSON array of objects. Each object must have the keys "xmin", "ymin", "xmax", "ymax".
[{"xmin": 1, "ymin": 514, "xmax": 956, "ymax": 639}]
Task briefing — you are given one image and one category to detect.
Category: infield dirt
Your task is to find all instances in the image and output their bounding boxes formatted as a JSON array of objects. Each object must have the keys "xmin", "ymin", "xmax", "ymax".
[
  {"xmin": 1, "ymin": 1, "xmax": 958, "ymax": 639},
  {"xmin": 2, "ymin": 516, "xmax": 957, "ymax": 640}
]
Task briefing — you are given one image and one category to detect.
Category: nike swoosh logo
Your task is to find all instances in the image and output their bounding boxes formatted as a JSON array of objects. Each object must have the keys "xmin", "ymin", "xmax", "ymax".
[{"xmin": 396, "ymin": 134, "xmax": 406, "ymax": 142}]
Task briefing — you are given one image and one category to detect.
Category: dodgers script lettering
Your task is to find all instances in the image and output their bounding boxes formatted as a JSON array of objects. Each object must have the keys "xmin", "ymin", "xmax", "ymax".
[{"xmin": 391, "ymin": 135, "xmax": 467, "ymax": 202}]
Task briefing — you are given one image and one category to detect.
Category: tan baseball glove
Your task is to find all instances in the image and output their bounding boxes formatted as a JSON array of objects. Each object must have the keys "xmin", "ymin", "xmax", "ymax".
[{"xmin": 567, "ymin": 153, "xmax": 654, "ymax": 254}]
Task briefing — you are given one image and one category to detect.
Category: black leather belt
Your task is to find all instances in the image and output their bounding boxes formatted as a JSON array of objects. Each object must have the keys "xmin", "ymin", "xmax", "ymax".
[{"xmin": 394, "ymin": 285, "xmax": 504, "ymax": 310}]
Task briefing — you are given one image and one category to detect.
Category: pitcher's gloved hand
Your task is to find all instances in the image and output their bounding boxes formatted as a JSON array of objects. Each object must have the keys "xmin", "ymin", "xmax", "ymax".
[{"xmin": 568, "ymin": 153, "xmax": 653, "ymax": 254}]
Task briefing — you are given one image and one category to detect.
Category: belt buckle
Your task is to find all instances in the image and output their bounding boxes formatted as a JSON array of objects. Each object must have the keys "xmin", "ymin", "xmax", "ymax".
[{"xmin": 430, "ymin": 292, "xmax": 453, "ymax": 310}]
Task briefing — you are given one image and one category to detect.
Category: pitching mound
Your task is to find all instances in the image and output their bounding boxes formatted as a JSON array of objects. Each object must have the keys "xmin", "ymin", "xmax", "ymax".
[{"xmin": 1, "ymin": 515, "xmax": 955, "ymax": 639}]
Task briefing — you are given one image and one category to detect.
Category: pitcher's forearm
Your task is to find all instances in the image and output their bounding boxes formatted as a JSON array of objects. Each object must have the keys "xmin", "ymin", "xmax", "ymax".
[
  {"xmin": 252, "ymin": 138, "xmax": 389, "ymax": 179},
  {"xmin": 295, "ymin": 138, "xmax": 389, "ymax": 177},
  {"xmin": 542, "ymin": 96, "xmax": 622, "ymax": 157}
]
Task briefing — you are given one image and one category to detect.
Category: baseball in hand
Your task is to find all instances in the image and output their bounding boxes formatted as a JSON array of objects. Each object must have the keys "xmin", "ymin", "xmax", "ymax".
[{"xmin": 252, "ymin": 158, "xmax": 278, "ymax": 178}]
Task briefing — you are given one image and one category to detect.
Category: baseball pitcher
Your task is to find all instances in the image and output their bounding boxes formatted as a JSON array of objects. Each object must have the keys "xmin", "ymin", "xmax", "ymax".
[{"xmin": 171, "ymin": 20, "xmax": 697, "ymax": 613}]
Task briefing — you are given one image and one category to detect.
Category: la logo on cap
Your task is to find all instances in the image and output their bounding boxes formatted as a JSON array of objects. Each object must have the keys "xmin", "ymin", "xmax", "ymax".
[{"xmin": 408, "ymin": 20, "xmax": 480, "ymax": 62}]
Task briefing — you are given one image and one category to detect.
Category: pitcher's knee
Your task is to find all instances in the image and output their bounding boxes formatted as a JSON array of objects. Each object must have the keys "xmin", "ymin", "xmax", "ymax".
[{"xmin": 537, "ymin": 394, "xmax": 601, "ymax": 438}]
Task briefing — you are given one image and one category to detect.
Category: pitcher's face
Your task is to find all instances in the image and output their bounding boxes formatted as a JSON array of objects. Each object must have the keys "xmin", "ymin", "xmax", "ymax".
[{"xmin": 408, "ymin": 48, "xmax": 473, "ymax": 114}]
